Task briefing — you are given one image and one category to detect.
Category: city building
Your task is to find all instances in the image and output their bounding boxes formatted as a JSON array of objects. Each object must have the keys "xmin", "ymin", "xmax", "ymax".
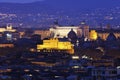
[
  {"xmin": 82, "ymin": 25, "xmax": 90, "ymax": 39},
  {"xmin": 37, "ymin": 38, "xmax": 74, "ymax": 54},
  {"xmin": 89, "ymin": 30, "xmax": 98, "ymax": 41},
  {"xmin": 33, "ymin": 30, "xmax": 51, "ymax": 39},
  {"xmin": 80, "ymin": 21, "xmax": 90, "ymax": 39},
  {"xmin": 0, "ymin": 43, "xmax": 14, "ymax": 48},
  {"xmin": 0, "ymin": 24, "xmax": 16, "ymax": 33},
  {"xmin": 92, "ymin": 60, "xmax": 114, "ymax": 67},
  {"xmin": 117, "ymin": 66, "xmax": 120, "ymax": 79},
  {"xmin": 68, "ymin": 29, "xmax": 78, "ymax": 44},
  {"xmin": 0, "ymin": 24, "xmax": 18, "ymax": 41},
  {"xmin": 97, "ymin": 29, "xmax": 120, "ymax": 40},
  {"xmin": 49, "ymin": 25, "xmax": 82, "ymax": 38},
  {"xmin": 91, "ymin": 67, "xmax": 117, "ymax": 80}
]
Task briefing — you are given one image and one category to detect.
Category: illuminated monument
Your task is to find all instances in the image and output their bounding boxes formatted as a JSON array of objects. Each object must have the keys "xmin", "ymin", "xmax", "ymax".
[
  {"xmin": 89, "ymin": 30, "xmax": 98, "ymax": 40},
  {"xmin": 50, "ymin": 21, "xmax": 90, "ymax": 40},
  {"xmin": 49, "ymin": 21, "xmax": 82, "ymax": 38},
  {"xmin": 0, "ymin": 24, "xmax": 16, "ymax": 33},
  {"xmin": 50, "ymin": 25, "xmax": 82, "ymax": 38},
  {"xmin": 37, "ymin": 38, "xmax": 74, "ymax": 54},
  {"xmin": 81, "ymin": 21, "xmax": 90, "ymax": 39},
  {"xmin": 0, "ymin": 24, "xmax": 17, "ymax": 41}
]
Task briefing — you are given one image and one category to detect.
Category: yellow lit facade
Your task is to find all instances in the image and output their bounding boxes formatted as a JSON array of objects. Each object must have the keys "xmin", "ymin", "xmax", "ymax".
[
  {"xmin": 31, "ymin": 62, "xmax": 56, "ymax": 67},
  {"xmin": 0, "ymin": 25, "xmax": 16, "ymax": 33},
  {"xmin": 90, "ymin": 30, "xmax": 98, "ymax": 40},
  {"xmin": 37, "ymin": 38, "xmax": 74, "ymax": 54},
  {"xmin": 0, "ymin": 44, "xmax": 14, "ymax": 48}
]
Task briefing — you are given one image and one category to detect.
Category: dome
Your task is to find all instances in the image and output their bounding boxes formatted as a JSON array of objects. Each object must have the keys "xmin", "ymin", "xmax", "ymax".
[
  {"xmin": 67, "ymin": 29, "xmax": 77, "ymax": 39},
  {"xmin": 106, "ymin": 32, "xmax": 117, "ymax": 42}
]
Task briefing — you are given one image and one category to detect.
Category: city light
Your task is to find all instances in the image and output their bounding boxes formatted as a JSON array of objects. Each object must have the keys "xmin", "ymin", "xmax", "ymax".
[
  {"xmin": 72, "ymin": 56, "xmax": 80, "ymax": 60},
  {"xmin": 0, "ymin": 0, "xmax": 119, "ymax": 80}
]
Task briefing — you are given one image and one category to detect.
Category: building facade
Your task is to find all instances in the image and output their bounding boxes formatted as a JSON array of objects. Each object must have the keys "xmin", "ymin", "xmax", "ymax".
[
  {"xmin": 37, "ymin": 38, "xmax": 74, "ymax": 54},
  {"xmin": 33, "ymin": 30, "xmax": 51, "ymax": 40},
  {"xmin": 97, "ymin": 29, "xmax": 120, "ymax": 40},
  {"xmin": 49, "ymin": 25, "xmax": 82, "ymax": 38},
  {"xmin": 0, "ymin": 24, "xmax": 16, "ymax": 33}
]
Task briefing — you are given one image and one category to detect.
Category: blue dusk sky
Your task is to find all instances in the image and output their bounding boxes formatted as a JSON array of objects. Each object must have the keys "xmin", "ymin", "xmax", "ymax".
[
  {"xmin": 0, "ymin": 0, "xmax": 120, "ymax": 9},
  {"xmin": 0, "ymin": 0, "xmax": 44, "ymax": 3}
]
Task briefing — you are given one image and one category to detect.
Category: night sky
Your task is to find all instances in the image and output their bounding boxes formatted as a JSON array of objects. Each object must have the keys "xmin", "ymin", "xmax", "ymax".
[{"xmin": 0, "ymin": 0, "xmax": 120, "ymax": 9}]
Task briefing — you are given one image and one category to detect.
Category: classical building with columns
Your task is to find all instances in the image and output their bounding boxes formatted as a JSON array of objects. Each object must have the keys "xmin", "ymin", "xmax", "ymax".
[{"xmin": 49, "ymin": 25, "xmax": 89, "ymax": 39}]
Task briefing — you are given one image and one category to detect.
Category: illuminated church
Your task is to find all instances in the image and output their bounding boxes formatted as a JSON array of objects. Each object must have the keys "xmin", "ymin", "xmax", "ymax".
[
  {"xmin": 0, "ymin": 24, "xmax": 16, "ymax": 33},
  {"xmin": 0, "ymin": 24, "xmax": 17, "ymax": 41}
]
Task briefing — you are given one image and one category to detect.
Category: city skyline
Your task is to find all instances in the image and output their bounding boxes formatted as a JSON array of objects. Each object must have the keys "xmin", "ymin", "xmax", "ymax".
[{"xmin": 0, "ymin": 0, "xmax": 119, "ymax": 79}]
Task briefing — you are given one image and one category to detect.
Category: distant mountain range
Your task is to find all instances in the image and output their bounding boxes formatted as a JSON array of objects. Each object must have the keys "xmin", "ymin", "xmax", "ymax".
[{"xmin": 0, "ymin": 0, "xmax": 120, "ymax": 13}]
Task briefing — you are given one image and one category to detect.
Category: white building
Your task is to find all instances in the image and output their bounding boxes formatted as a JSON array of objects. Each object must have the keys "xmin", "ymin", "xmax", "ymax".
[{"xmin": 50, "ymin": 25, "xmax": 82, "ymax": 38}]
